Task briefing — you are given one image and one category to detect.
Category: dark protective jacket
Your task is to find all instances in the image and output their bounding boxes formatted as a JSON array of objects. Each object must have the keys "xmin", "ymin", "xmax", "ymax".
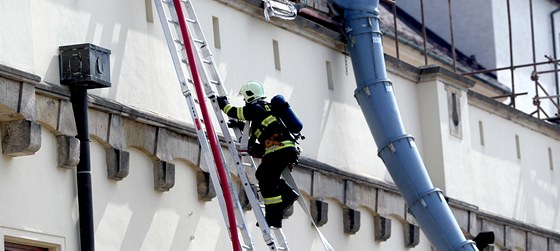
[{"xmin": 221, "ymin": 99, "xmax": 296, "ymax": 156}]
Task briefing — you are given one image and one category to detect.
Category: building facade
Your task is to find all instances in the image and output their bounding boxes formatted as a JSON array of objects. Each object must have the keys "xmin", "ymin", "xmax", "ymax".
[{"xmin": 1, "ymin": 0, "xmax": 559, "ymax": 250}]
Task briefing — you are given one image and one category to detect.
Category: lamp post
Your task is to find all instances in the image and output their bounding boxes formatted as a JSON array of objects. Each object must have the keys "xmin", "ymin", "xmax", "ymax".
[{"xmin": 59, "ymin": 43, "xmax": 111, "ymax": 251}]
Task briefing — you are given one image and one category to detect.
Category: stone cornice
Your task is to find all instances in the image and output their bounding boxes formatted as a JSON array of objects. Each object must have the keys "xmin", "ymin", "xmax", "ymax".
[
  {"xmin": 0, "ymin": 64, "xmax": 41, "ymax": 84},
  {"xmin": 2, "ymin": 63, "xmax": 559, "ymax": 248}
]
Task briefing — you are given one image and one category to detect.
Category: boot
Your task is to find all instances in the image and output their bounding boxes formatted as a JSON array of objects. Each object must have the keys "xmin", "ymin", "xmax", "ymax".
[
  {"xmin": 278, "ymin": 182, "xmax": 299, "ymax": 215},
  {"xmin": 264, "ymin": 204, "xmax": 283, "ymax": 228}
]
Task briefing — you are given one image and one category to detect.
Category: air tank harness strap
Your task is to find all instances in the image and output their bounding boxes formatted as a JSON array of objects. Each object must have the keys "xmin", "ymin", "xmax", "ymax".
[
  {"xmin": 264, "ymin": 140, "xmax": 295, "ymax": 155},
  {"xmin": 264, "ymin": 133, "xmax": 291, "ymax": 148},
  {"xmin": 264, "ymin": 139, "xmax": 283, "ymax": 148}
]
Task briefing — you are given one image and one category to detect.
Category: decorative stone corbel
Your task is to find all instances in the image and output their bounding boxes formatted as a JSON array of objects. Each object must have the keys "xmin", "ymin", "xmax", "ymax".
[
  {"xmin": 310, "ymin": 199, "xmax": 329, "ymax": 227},
  {"xmin": 404, "ymin": 222, "xmax": 420, "ymax": 247},
  {"xmin": 196, "ymin": 170, "xmax": 216, "ymax": 201},
  {"xmin": 374, "ymin": 215, "xmax": 392, "ymax": 241},
  {"xmin": 106, "ymin": 147, "xmax": 129, "ymax": 180},
  {"xmin": 2, "ymin": 119, "xmax": 41, "ymax": 156},
  {"xmin": 56, "ymin": 135, "xmax": 80, "ymax": 168},
  {"xmin": 343, "ymin": 207, "xmax": 361, "ymax": 234},
  {"xmin": 153, "ymin": 160, "xmax": 175, "ymax": 191}
]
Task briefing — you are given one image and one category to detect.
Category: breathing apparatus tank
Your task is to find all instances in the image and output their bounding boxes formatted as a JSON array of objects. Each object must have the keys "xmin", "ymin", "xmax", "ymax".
[{"xmin": 270, "ymin": 95, "xmax": 303, "ymax": 135}]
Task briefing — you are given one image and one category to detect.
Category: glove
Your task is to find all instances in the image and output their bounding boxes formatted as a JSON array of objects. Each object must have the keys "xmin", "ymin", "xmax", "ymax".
[
  {"xmin": 227, "ymin": 119, "xmax": 245, "ymax": 130},
  {"xmin": 248, "ymin": 142, "xmax": 265, "ymax": 158},
  {"xmin": 216, "ymin": 96, "xmax": 229, "ymax": 109}
]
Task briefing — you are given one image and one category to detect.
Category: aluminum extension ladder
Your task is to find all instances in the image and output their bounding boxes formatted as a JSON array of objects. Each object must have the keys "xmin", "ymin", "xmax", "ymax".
[{"xmin": 154, "ymin": 0, "xmax": 290, "ymax": 250}]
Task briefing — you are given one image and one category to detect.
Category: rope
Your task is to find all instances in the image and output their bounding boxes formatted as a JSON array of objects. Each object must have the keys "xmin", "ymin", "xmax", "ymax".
[{"xmin": 282, "ymin": 169, "xmax": 335, "ymax": 251}]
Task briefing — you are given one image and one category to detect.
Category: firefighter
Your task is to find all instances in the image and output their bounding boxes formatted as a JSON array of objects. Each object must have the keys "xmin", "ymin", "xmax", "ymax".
[{"xmin": 216, "ymin": 81, "xmax": 299, "ymax": 228}]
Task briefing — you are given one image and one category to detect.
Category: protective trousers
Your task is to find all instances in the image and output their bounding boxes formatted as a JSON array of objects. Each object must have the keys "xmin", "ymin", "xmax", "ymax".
[{"xmin": 255, "ymin": 147, "xmax": 299, "ymax": 228}]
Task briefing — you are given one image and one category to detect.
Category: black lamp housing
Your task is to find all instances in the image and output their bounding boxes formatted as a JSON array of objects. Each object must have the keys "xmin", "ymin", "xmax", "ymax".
[{"xmin": 59, "ymin": 43, "xmax": 111, "ymax": 89}]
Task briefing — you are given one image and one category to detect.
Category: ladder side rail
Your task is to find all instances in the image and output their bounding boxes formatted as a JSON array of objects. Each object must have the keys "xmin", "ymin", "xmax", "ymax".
[
  {"xmin": 153, "ymin": 0, "xmax": 231, "ymax": 221},
  {"xmin": 154, "ymin": 1, "xmax": 242, "ymax": 251},
  {"xmin": 203, "ymin": 59, "xmax": 287, "ymax": 249},
  {"xmin": 175, "ymin": 2, "xmax": 260, "ymax": 250},
  {"xmin": 154, "ymin": 0, "xmax": 234, "ymax": 224},
  {"xmin": 229, "ymin": 127, "xmax": 291, "ymax": 250},
  {"xmin": 181, "ymin": 2, "xmax": 267, "ymax": 223},
  {"xmin": 181, "ymin": 8, "xmax": 283, "ymax": 251},
  {"xmin": 179, "ymin": 1, "xmax": 331, "ymax": 250},
  {"xmin": 217, "ymin": 111, "xmax": 282, "ymax": 249},
  {"xmin": 181, "ymin": 1, "xmax": 288, "ymax": 250},
  {"xmin": 195, "ymin": 101, "xmax": 257, "ymax": 249},
  {"xmin": 171, "ymin": 1, "xmax": 243, "ymax": 250},
  {"xmin": 154, "ymin": 1, "xmax": 197, "ymax": 102},
  {"xmin": 183, "ymin": 1, "xmax": 228, "ymax": 97},
  {"xmin": 198, "ymin": 118, "xmax": 258, "ymax": 249}
]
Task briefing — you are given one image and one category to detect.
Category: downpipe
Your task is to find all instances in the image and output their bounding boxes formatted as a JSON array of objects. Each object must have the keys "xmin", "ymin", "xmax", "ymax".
[
  {"xmin": 331, "ymin": 0, "xmax": 478, "ymax": 250},
  {"xmin": 69, "ymin": 87, "xmax": 95, "ymax": 251}
]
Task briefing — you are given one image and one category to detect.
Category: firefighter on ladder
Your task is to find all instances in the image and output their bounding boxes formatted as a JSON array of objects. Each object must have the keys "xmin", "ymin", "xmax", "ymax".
[{"xmin": 217, "ymin": 81, "xmax": 299, "ymax": 228}]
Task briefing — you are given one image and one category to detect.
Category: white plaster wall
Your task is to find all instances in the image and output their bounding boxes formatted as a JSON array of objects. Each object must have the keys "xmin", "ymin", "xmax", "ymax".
[
  {"xmin": 0, "ymin": 133, "xmax": 438, "ymax": 250},
  {"xmin": 0, "ymin": 0, "xmax": 394, "ymax": 180},
  {"xmin": 0, "ymin": 0, "xmax": 190, "ymax": 123},
  {"xmin": 89, "ymin": 138, "xmax": 436, "ymax": 250},
  {"xmin": 439, "ymin": 81, "xmax": 478, "ymax": 203},
  {"xmin": 89, "ymin": 143, "xmax": 244, "ymax": 251},
  {"xmin": 0, "ymin": 0, "xmax": 466, "ymax": 189},
  {"xmin": 0, "ymin": 128, "xmax": 79, "ymax": 250},
  {"xmin": 416, "ymin": 79, "xmax": 446, "ymax": 192},
  {"xmin": 393, "ymin": 74, "xmax": 426, "ymax": 157},
  {"xmin": 282, "ymin": 199, "xmax": 434, "ymax": 251},
  {"xmin": 0, "ymin": 0, "xmax": 435, "ymax": 248},
  {"xmin": 468, "ymin": 104, "xmax": 560, "ymax": 232},
  {"xmin": 1, "ymin": 0, "xmax": 560, "ymax": 247},
  {"xmin": 196, "ymin": 1, "xmax": 394, "ymax": 180}
]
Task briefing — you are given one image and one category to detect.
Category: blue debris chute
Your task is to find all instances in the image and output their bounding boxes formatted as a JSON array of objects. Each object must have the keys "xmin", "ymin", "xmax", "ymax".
[{"xmin": 330, "ymin": 0, "xmax": 479, "ymax": 250}]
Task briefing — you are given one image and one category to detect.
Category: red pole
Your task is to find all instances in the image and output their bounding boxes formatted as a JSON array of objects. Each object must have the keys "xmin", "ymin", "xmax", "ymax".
[{"xmin": 172, "ymin": 1, "xmax": 241, "ymax": 250}]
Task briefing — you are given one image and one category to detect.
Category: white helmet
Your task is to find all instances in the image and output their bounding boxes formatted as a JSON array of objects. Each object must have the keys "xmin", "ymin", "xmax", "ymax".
[{"xmin": 239, "ymin": 81, "xmax": 266, "ymax": 103}]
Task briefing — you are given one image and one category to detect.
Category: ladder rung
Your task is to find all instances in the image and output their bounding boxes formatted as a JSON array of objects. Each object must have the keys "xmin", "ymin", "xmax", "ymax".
[
  {"xmin": 173, "ymin": 39, "xmax": 184, "ymax": 46},
  {"xmin": 180, "ymin": 80, "xmax": 189, "ymax": 88},
  {"xmin": 167, "ymin": 19, "xmax": 179, "ymax": 26},
  {"xmin": 154, "ymin": 0, "xmax": 296, "ymax": 249}
]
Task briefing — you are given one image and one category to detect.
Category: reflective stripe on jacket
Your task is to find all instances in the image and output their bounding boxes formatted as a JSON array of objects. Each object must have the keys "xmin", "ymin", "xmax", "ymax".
[{"xmin": 221, "ymin": 100, "xmax": 294, "ymax": 149}]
